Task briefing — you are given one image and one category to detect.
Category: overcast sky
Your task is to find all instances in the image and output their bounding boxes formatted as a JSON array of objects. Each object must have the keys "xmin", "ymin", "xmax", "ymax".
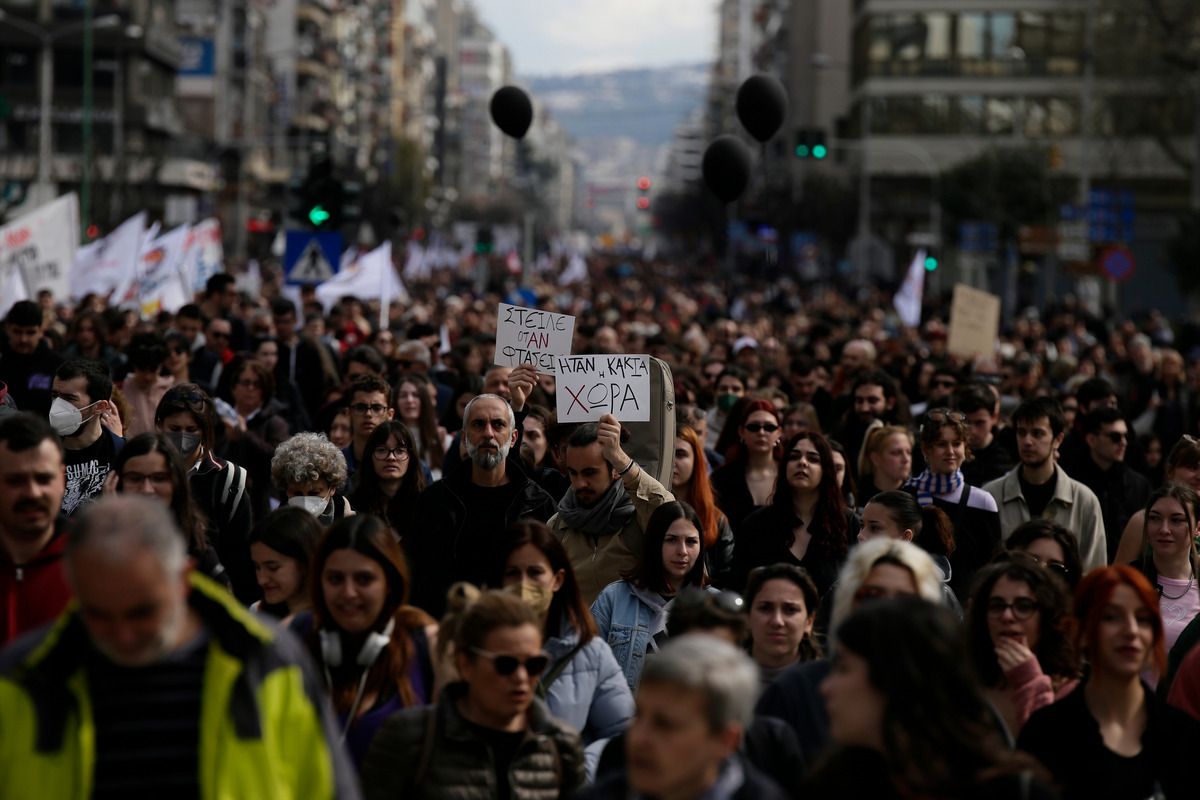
[{"xmin": 470, "ymin": 0, "xmax": 716, "ymax": 77}]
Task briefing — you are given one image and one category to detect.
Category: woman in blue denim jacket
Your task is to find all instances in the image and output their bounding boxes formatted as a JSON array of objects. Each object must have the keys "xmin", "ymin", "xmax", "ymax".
[
  {"xmin": 492, "ymin": 520, "xmax": 635, "ymax": 779},
  {"xmin": 590, "ymin": 501, "xmax": 714, "ymax": 692}
]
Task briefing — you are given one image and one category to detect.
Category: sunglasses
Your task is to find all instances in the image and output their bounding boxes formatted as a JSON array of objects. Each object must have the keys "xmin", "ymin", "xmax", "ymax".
[
  {"xmin": 743, "ymin": 423, "xmax": 779, "ymax": 433},
  {"xmin": 986, "ymin": 598, "xmax": 1039, "ymax": 620},
  {"xmin": 1102, "ymin": 431, "xmax": 1127, "ymax": 444},
  {"xmin": 927, "ymin": 409, "xmax": 966, "ymax": 422},
  {"xmin": 469, "ymin": 647, "xmax": 549, "ymax": 677},
  {"xmin": 932, "ymin": 379, "xmax": 957, "ymax": 389}
]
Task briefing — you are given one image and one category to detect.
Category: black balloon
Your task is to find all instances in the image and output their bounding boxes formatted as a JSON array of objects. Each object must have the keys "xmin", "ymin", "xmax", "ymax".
[
  {"xmin": 736, "ymin": 74, "xmax": 788, "ymax": 143},
  {"xmin": 489, "ymin": 86, "xmax": 533, "ymax": 139},
  {"xmin": 702, "ymin": 136, "xmax": 752, "ymax": 203}
]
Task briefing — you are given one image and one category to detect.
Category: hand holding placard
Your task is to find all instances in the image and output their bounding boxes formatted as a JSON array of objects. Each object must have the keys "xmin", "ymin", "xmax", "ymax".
[
  {"xmin": 494, "ymin": 302, "xmax": 576, "ymax": 374},
  {"xmin": 596, "ymin": 414, "xmax": 635, "ymax": 480},
  {"xmin": 508, "ymin": 364, "xmax": 540, "ymax": 412}
]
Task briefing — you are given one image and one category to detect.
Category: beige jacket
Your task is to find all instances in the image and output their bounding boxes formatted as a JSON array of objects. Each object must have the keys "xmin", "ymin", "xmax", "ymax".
[
  {"xmin": 551, "ymin": 468, "xmax": 674, "ymax": 606},
  {"xmin": 983, "ymin": 464, "xmax": 1108, "ymax": 571}
]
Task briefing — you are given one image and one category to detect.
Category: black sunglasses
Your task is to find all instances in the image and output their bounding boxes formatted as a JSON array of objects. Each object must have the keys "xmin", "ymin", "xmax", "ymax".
[
  {"xmin": 744, "ymin": 422, "xmax": 779, "ymax": 433},
  {"xmin": 470, "ymin": 647, "xmax": 549, "ymax": 677},
  {"xmin": 932, "ymin": 379, "xmax": 957, "ymax": 389},
  {"xmin": 1103, "ymin": 431, "xmax": 1127, "ymax": 444}
]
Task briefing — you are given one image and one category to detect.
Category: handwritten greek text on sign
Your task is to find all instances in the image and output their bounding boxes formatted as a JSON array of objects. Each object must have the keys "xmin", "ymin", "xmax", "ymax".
[
  {"xmin": 556, "ymin": 355, "xmax": 651, "ymax": 422},
  {"xmin": 494, "ymin": 303, "xmax": 576, "ymax": 374}
]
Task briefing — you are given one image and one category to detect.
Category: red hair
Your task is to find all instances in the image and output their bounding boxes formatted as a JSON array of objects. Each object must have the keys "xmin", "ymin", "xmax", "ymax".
[
  {"xmin": 676, "ymin": 426, "xmax": 722, "ymax": 548},
  {"xmin": 722, "ymin": 399, "xmax": 783, "ymax": 466},
  {"xmin": 1074, "ymin": 566, "xmax": 1167, "ymax": 677}
]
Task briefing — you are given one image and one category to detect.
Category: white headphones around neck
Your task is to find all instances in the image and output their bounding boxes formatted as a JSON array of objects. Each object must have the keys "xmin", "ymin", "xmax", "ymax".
[{"xmin": 320, "ymin": 617, "xmax": 395, "ymax": 670}]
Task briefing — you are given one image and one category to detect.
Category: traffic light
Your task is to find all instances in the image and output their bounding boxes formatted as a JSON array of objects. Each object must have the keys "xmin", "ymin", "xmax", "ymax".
[
  {"xmin": 794, "ymin": 128, "xmax": 828, "ymax": 160},
  {"xmin": 636, "ymin": 175, "xmax": 651, "ymax": 211},
  {"xmin": 924, "ymin": 252, "xmax": 939, "ymax": 271}
]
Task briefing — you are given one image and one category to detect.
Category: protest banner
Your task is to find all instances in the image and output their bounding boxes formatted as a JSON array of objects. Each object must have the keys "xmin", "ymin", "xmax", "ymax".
[
  {"xmin": 947, "ymin": 283, "xmax": 1001, "ymax": 360},
  {"xmin": 0, "ymin": 193, "xmax": 78, "ymax": 304},
  {"xmin": 556, "ymin": 354, "xmax": 652, "ymax": 422},
  {"xmin": 494, "ymin": 303, "xmax": 576, "ymax": 374},
  {"xmin": 179, "ymin": 218, "xmax": 224, "ymax": 293},
  {"xmin": 138, "ymin": 224, "xmax": 192, "ymax": 316}
]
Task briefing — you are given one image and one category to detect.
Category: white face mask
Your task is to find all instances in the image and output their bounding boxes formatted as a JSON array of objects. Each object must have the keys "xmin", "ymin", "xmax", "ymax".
[
  {"xmin": 288, "ymin": 494, "xmax": 331, "ymax": 517},
  {"xmin": 48, "ymin": 397, "xmax": 100, "ymax": 438}
]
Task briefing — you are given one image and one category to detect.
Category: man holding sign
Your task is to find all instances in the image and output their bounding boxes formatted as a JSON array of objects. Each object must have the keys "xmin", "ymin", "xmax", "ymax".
[{"xmin": 552, "ymin": 414, "xmax": 674, "ymax": 605}]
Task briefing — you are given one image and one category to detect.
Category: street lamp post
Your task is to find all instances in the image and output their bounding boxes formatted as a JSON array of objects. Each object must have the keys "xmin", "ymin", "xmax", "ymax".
[{"xmin": 0, "ymin": 10, "xmax": 120, "ymax": 208}]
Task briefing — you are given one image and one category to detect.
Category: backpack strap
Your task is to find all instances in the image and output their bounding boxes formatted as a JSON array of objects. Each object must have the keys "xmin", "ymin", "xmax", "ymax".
[
  {"xmin": 220, "ymin": 463, "xmax": 247, "ymax": 525},
  {"xmin": 536, "ymin": 641, "xmax": 586, "ymax": 700},
  {"xmin": 953, "ymin": 484, "xmax": 972, "ymax": 531}
]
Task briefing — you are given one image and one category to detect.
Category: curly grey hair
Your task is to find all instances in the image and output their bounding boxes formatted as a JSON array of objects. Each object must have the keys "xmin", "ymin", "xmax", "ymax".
[{"xmin": 271, "ymin": 431, "xmax": 349, "ymax": 492}]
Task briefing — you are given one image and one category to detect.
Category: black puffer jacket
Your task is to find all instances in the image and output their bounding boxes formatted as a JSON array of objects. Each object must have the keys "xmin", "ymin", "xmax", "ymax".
[{"xmin": 360, "ymin": 682, "xmax": 585, "ymax": 800}]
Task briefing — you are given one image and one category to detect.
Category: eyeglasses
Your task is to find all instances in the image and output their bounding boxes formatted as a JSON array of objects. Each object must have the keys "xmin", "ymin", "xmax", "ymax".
[
  {"xmin": 676, "ymin": 586, "xmax": 745, "ymax": 614},
  {"xmin": 986, "ymin": 598, "xmax": 1039, "ymax": 620},
  {"xmin": 1102, "ymin": 431, "xmax": 1127, "ymax": 443},
  {"xmin": 170, "ymin": 346, "xmax": 187, "ymax": 356},
  {"xmin": 395, "ymin": 359, "xmax": 414, "ymax": 370},
  {"xmin": 469, "ymin": 647, "xmax": 549, "ymax": 677},
  {"xmin": 743, "ymin": 423, "xmax": 779, "ymax": 433},
  {"xmin": 123, "ymin": 472, "xmax": 173, "ymax": 487},
  {"xmin": 927, "ymin": 409, "xmax": 966, "ymax": 422},
  {"xmin": 372, "ymin": 446, "xmax": 410, "ymax": 461},
  {"xmin": 351, "ymin": 403, "xmax": 388, "ymax": 417},
  {"xmin": 209, "ymin": 331, "xmax": 230, "ymax": 340},
  {"xmin": 932, "ymin": 380, "xmax": 957, "ymax": 389},
  {"xmin": 236, "ymin": 379, "xmax": 261, "ymax": 389}
]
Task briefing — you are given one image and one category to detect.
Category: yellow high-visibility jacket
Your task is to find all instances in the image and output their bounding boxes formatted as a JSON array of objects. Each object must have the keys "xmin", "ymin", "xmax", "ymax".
[{"xmin": 0, "ymin": 573, "xmax": 360, "ymax": 800}]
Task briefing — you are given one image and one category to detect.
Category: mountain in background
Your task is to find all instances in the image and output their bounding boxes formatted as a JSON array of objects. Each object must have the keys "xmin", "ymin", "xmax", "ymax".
[{"xmin": 526, "ymin": 63, "xmax": 709, "ymax": 147}]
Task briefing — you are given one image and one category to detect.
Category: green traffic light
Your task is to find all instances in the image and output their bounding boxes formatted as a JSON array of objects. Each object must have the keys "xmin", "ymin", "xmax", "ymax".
[
  {"xmin": 812, "ymin": 145, "xmax": 828, "ymax": 159},
  {"xmin": 924, "ymin": 256, "xmax": 938, "ymax": 271},
  {"xmin": 308, "ymin": 205, "xmax": 331, "ymax": 225},
  {"xmin": 796, "ymin": 145, "xmax": 810, "ymax": 158}
]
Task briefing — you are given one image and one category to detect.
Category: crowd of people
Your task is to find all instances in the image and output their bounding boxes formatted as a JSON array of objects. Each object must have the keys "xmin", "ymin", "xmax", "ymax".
[{"xmin": 2, "ymin": 259, "xmax": 1200, "ymax": 798}]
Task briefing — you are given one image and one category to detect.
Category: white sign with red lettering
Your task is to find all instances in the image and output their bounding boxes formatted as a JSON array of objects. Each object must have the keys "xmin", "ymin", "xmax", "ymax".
[
  {"xmin": 556, "ymin": 354, "xmax": 651, "ymax": 422},
  {"xmin": 494, "ymin": 303, "xmax": 576, "ymax": 374}
]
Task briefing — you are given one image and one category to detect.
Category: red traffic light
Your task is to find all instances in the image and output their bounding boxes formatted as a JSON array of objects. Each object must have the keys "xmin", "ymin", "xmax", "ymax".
[
  {"xmin": 637, "ymin": 176, "xmax": 651, "ymax": 191},
  {"xmin": 636, "ymin": 197, "xmax": 650, "ymax": 210},
  {"xmin": 86, "ymin": 225, "xmax": 99, "ymax": 238}
]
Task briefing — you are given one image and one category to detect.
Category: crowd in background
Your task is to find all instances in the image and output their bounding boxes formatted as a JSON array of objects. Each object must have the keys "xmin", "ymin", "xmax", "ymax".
[{"xmin": 2, "ymin": 254, "xmax": 1200, "ymax": 798}]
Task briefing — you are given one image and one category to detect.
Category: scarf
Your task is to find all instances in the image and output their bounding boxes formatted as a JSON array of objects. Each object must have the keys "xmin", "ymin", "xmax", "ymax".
[
  {"xmin": 905, "ymin": 468, "xmax": 964, "ymax": 507},
  {"xmin": 557, "ymin": 478, "xmax": 636, "ymax": 538}
]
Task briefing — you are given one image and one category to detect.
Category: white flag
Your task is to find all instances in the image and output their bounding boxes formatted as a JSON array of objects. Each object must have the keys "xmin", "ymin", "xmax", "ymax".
[
  {"xmin": 315, "ymin": 241, "xmax": 406, "ymax": 314},
  {"xmin": 894, "ymin": 249, "xmax": 925, "ymax": 328},
  {"xmin": 85, "ymin": 211, "xmax": 147, "ymax": 301},
  {"xmin": 179, "ymin": 218, "xmax": 224, "ymax": 294},
  {"xmin": 137, "ymin": 224, "xmax": 192, "ymax": 316},
  {"xmin": 558, "ymin": 253, "xmax": 588, "ymax": 286}
]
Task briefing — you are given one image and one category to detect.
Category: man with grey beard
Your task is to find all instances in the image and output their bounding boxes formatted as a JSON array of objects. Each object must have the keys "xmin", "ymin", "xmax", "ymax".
[{"xmin": 407, "ymin": 393, "xmax": 556, "ymax": 616}]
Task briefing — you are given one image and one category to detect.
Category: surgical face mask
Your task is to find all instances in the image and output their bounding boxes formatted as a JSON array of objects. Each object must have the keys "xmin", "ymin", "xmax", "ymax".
[
  {"xmin": 505, "ymin": 581, "xmax": 554, "ymax": 615},
  {"xmin": 48, "ymin": 397, "xmax": 100, "ymax": 438},
  {"xmin": 165, "ymin": 431, "xmax": 201, "ymax": 457},
  {"xmin": 716, "ymin": 393, "xmax": 740, "ymax": 414},
  {"xmin": 289, "ymin": 494, "xmax": 332, "ymax": 518}
]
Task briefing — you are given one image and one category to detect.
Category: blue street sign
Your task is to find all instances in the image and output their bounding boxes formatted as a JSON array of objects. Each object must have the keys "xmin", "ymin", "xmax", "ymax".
[{"xmin": 284, "ymin": 231, "xmax": 343, "ymax": 285}]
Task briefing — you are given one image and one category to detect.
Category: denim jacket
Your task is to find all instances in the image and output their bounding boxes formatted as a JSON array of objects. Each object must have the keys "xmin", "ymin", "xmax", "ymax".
[{"xmin": 590, "ymin": 580, "xmax": 717, "ymax": 693}]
